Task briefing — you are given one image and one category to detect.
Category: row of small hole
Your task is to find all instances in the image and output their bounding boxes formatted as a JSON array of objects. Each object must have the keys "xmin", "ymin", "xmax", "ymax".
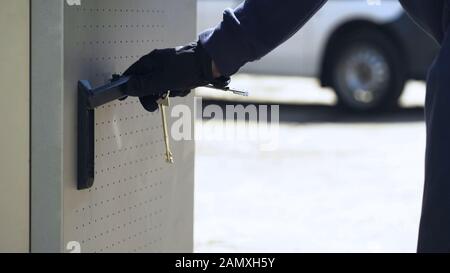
[
  {"xmin": 78, "ymin": 196, "xmax": 164, "ymax": 228},
  {"xmin": 76, "ymin": 8, "xmax": 165, "ymax": 14},
  {"xmin": 79, "ymin": 182, "xmax": 163, "ymax": 218},
  {"xmin": 79, "ymin": 39, "xmax": 160, "ymax": 45},
  {"xmin": 79, "ymin": 209, "xmax": 164, "ymax": 244},
  {"xmin": 82, "ymin": 215, "xmax": 164, "ymax": 251},
  {"xmin": 95, "ymin": 126, "xmax": 163, "ymax": 143},
  {"xmin": 95, "ymin": 225, "xmax": 164, "ymax": 253},
  {"xmin": 88, "ymin": 167, "xmax": 165, "ymax": 193},
  {"xmin": 96, "ymin": 141, "xmax": 155, "ymax": 160},
  {"xmin": 87, "ymin": 55, "xmax": 140, "ymax": 62},
  {"xmin": 77, "ymin": 182, "xmax": 164, "ymax": 217},
  {"xmin": 133, "ymin": 237, "xmax": 164, "ymax": 253},
  {"xmin": 95, "ymin": 152, "xmax": 165, "ymax": 175},
  {"xmin": 78, "ymin": 24, "xmax": 164, "ymax": 29},
  {"xmin": 95, "ymin": 113, "xmax": 152, "ymax": 127}
]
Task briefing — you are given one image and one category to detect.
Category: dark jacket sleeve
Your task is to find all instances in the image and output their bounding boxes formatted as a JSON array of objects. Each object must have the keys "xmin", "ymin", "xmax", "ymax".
[
  {"xmin": 399, "ymin": 0, "xmax": 446, "ymax": 44},
  {"xmin": 199, "ymin": 0, "xmax": 328, "ymax": 76}
]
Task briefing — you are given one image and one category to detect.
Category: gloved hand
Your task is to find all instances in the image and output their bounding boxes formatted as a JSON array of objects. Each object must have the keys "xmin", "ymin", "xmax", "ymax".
[{"xmin": 123, "ymin": 41, "xmax": 229, "ymax": 112}]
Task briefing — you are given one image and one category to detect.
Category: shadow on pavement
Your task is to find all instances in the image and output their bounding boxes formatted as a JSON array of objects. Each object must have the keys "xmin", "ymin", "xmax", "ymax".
[{"xmin": 201, "ymin": 99, "xmax": 425, "ymax": 124}]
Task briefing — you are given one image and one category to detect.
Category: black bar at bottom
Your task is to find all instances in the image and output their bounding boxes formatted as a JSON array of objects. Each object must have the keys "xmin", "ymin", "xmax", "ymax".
[{"xmin": 77, "ymin": 80, "xmax": 95, "ymax": 190}]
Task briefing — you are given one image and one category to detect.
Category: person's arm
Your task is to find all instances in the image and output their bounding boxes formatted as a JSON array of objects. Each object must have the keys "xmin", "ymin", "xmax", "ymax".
[
  {"xmin": 399, "ymin": 0, "xmax": 445, "ymax": 44},
  {"xmin": 123, "ymin": 0, "xmax": 328, "ymax": 112},
  {"xmin": 200, "ymin": 0, "xmax": 328, "ymax": 77}
]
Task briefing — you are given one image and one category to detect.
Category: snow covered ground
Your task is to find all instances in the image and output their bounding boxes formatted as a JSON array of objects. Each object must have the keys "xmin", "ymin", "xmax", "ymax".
[{"xmin": 194, "ymin": 75, "xmax": 426, "ymax": 253}]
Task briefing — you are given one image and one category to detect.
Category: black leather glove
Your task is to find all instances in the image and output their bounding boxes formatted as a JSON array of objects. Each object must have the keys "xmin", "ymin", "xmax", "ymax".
[{"xmin": 123, "ymin": 41, "xmax": 228, "ymax": 112}]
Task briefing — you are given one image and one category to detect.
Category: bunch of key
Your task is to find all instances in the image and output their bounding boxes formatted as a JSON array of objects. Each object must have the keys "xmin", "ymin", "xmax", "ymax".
[{"xmin": 157, "ymin": 85, "xmax": 248, "ymax": 164}]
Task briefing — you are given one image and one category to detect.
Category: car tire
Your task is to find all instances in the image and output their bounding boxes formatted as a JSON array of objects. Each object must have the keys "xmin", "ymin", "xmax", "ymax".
[{"xmin": 329, "ymin": 28, "xmax": 406, "ymax": 112}]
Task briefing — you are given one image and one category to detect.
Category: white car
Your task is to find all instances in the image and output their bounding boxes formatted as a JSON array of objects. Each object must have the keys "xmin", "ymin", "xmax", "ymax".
[{"xmin": 198, "ymin": 0, "xmax": 438, "ymax": 111}]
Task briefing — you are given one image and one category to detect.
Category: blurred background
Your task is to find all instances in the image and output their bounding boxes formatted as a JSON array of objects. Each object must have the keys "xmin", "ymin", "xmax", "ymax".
[{"xmin": 194, "ymin": 0, "xmax": 438, "ymax": 252}]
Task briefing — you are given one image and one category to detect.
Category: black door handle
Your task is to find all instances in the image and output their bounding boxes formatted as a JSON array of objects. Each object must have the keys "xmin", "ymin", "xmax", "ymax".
[{"xmin": 77, "ymin": 75, "xmax": 129, "ymax": 190}]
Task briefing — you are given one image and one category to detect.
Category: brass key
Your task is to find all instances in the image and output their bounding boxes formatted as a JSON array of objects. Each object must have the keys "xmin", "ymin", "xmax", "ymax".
[{"xmin": 157, "ymin": 93, "xmax": 174, "ymax": 164}]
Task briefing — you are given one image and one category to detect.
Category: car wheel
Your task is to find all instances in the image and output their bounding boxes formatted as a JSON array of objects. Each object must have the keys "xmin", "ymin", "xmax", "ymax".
[{"xmin": 330, "ymin": 29, "xmax": 405, "ymax": 112}]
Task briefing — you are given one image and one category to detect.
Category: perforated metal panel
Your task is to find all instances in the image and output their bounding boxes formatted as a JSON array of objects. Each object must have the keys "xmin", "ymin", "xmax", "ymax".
[{"xmin": 32, "ymin": 0, "xmax": 196, "ymax": 253}]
